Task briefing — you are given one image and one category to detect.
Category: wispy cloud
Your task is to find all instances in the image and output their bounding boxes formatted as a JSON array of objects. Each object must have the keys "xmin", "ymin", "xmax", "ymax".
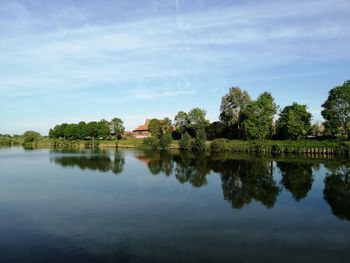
[{"xmin": 0, "ymin": 0, "xmax": 349, "ymax": 133}]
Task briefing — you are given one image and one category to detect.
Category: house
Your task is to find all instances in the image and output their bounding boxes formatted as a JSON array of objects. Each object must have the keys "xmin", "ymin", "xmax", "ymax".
[{"xmin": 133, "ymin": 119, "xmax": 152, "ymax": 138}]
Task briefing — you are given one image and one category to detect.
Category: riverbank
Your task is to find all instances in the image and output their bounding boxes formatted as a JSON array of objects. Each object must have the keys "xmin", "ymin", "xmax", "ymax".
[{"xmin": 2, "ymin": 137, "xmax": 348, "ymax": 157}]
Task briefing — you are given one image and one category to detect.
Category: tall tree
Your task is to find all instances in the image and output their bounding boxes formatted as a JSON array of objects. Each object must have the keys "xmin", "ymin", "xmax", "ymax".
[
  {"xmin": 97, "ymin": 119, "xmax": 111, "ymax": 139},
  {"xmin": 241, "ymin": 92, "xmax": 277, "ymax": 140},
  {"xmin": 110, "ymin": 117, "xmax": 125, "ymax": 139},
  {"xmin": 220, "ymin": 87, "xmax": 251, "ymax": 137},
  {"xmin": 276, "ymin": 103, "xmax": 312, "ymax": 140},
  {"xmin": 174, "ymin": 111, "xmax": 190, "ymax": 135},
  {"xmin": 188, "ymin": 108, "xmax": 210, "ymax": 135},
  {"xmin": 321, "ymin": 80, "xmax": 350, "ymax": 138},
  {"xmin": 148, "ymin": 119, "xmax": 162, "ymax": 138}
]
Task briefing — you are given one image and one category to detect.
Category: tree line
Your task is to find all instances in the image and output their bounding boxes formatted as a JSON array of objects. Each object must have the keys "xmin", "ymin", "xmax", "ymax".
[{"xmin": 48, "ymin": 118, "xmax": 125, "ymax": 140}]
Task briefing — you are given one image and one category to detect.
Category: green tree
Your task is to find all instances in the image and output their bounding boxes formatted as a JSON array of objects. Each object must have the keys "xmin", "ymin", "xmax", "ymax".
[
  {"xmin": 148, "ymin": 119, "xmax": 162, "ymax": 138},
  {"xmin": 174, "ymin": 111, "xmax": 190, "ymax": 135},
  {"xmin": 179, "ymin": 132, "xmax": 191, "ymax": 150},
  {"xmin": 191, "ymin": 128, "xmax": 207, "ymax": 151},
  {"xmin": 321, "ymin": 80, "xmax": 350, "ymax": 138},
  {"xmin": 161, "ymin": 117, "xmax": 173, "ymax": 134},
  {"xmin": 64, "ymin": 124, "xmax": 78, "ymax": 140},
  {"xmin": 110, "ymin": 117, "xmax": 125, "ymax": 139},
  {"xmin": 188, "ymin": 108, "xmax": 210, "ymax": 132},
  {"xmin": 86, "ymin": 121, "xmax": 98, "ymax": 139},
  {"xmin": 160, "ymin": 133, "xmax": 173, "ymax": 149},
  {"xmin": 276, "ymin": 103, "xmax": 312, "ymax": 140},
  {"xmin": 97, "ymin": 119, "xmax": 110, "ymax": 139},
  {"xmin": 22, "ymin": 131, "xmax": 41, "ymax": 143},
  {"xmin": 241, "ymin": 92, "xmax": 277, "ymax": 140},
  {"xmin": 143, "ymin": 136, "xmax": 160, "ymax": 149},
  {"xmin": 220, "ymin": 87, "xmax": 251, "ymax": 138}
]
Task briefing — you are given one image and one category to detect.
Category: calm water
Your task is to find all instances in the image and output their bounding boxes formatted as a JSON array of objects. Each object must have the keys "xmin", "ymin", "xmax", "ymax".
[{"xmin": 0, "ymin": 147, "xmax": 350, "ymax": 263}]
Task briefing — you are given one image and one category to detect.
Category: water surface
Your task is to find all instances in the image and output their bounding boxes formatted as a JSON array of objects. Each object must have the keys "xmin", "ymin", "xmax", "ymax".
[{"xmin": 0, "ymin": 147, "xmax": 349, "ymax": 262}]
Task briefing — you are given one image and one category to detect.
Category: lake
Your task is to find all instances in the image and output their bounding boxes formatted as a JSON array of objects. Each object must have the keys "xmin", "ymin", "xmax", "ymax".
[{"xmin": 0, "ymin": 147, "xmax": 349, "ymax": 263}]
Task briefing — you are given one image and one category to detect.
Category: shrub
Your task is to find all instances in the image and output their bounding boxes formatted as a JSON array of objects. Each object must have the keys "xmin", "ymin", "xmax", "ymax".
[
  {"xmin": 160, "ymin": 133, "xmax": 172, "ymax": 149},
  {"xmin": 179, "ymin": 132, "xmax": 191, "ymax": 150},
  {"xmin": 143, "ymin": 136, "xmax": 160, "ymax": 149},
  {"xmin": 210, "ymin": 139, "xmax": 230, "ymax": 152},
  {"xmin": 191, "ymin": 128, "xmax": 207, "ymax": 151}
]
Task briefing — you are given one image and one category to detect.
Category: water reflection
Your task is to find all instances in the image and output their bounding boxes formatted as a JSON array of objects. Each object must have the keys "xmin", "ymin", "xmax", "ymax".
[
  {"xmin": 50, "ymin": 150, "xmax": 125, "ymax": 175},
  {"xmin": 50, "ymin": 149, "xmax": 350, "ymax": 220},
  {"xmin": 324, "ymin": 165, "xmax": 350, "ymax": 220},
  {"xmin": 277, "ymin": 161, "xmax": 315, "ymax": 201}
]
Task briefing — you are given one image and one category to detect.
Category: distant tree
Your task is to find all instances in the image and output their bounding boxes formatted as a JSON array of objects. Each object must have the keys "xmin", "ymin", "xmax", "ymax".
[
  {"xmin": 77, "ymin": 121, "xmax": 88, "ymax": 139},
  {"xmin": 143, "ymin": 136, "xmax": 160, "ymax": 149},
  {"xmin": 174, "ymin": 111, "xmax": 190, "ymax": 135},
  {"xmin": 321, "ymin": 80, "xmax": 350, "ymax": 139},
  {"xmin": 97, "ymin": 119, "xmax": 110, "ymax": 139},
  {"xmin": 220, "ymin": 87, "xmax": 251, "ymax": 138},
  {"xmin": 188, "ymin": 108, "xmax": 210, "ymax": 133},
  {"xmin": 310, "ymin": 122, "xmax": 323, "ymax": 137},
  {"xmin": 161, "ymin": 117, "xmax": 173, "ymax": 134},
  {"xmin": 241, "ymin": 92, "xmax": 277, "ymax": 140},
  {"xmin": 160, "ymin": 133, "xmax": 173, "ymax": 149},
  {"xmin": 110, "ymin": 117, "xmax": 125, "ymax": 139},
  {"xmin": 23, "ymin": 131, "xmax": 41, "ymax": 143},
  {"xmin": 179, "ymin": 132, "xmax": 191, "ymax": 150},
  {"xmin": 64, "ymin": 124, "xmax": 78, "ymax": 140},
  {"xmin": 174, "ymin": 108, "xmax": 209, "ymax": 137},
  {"xmin": 148, "ymin": 119, "xmax": 162, "ymax": 138},
  {"xmin": 205, "ymin": 121, "xmax": 226, "ymax": 140},
  {"xmin": 191, "ymin": 128, "xmax": 207, "ymax": 151},
  {"xmin": 86, "ymin": 121, "xmax": 98, "ymax": 139},
  {"xmin": 276, "ymin": 103, "xmax": 312, "ymax": 140}
]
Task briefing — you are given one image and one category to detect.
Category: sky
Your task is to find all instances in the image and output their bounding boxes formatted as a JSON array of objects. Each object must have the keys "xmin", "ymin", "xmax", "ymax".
[{"xmin": 0, "ymin": 0, "xmax": 349, "ymax": 135}]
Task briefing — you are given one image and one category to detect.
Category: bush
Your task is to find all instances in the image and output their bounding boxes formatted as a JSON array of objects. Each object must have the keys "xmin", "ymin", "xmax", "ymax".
[
  {"xmin": 179, "ymin": 132, "xmax": 191, "ymax": 150},
  {"xmin": 22, "ymin": 131, "xmax": 41, "ymax": 143},
  {"xmin": 143, "ymin": 136, "xmax": 160, "ymax": 149},
  {"xmin": 191, "ymin": 128, "xmax": 207, "ymax": 151},
  {"xmin": 210, "ymin": 139, "xmax": 230, "ymax": 152},
  {"xmin": 160, "ymin": 133, "xmax": 172, "ymax": 149}
]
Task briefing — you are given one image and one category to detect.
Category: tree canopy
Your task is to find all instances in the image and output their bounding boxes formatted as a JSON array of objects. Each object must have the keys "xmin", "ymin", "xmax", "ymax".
[
  {"xmin": 241, "ymin": 92, "xmax": 277, "ymax": 140},
  {"xmin": 276, "ymin": 103, "xmax": 312, "ymax": 140},
  {"xmin": 321, "ymin": 80, "xmax": 350, "ymax": 138}
]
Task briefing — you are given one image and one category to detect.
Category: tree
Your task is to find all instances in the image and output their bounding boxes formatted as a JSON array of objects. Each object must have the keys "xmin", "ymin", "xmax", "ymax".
[
  {"xmin": 191, "ymin": 127, "xmax": 207, "ymax": 151},
  {"xmin": 241, "ymin": 92, "xmax": 277, "ymax": 140},
  {"xmin": 97, "ymin": 119, "xmax": 110, "ymax": 139},
  {"xmin": 160, "ymin": 133, "xmax": 173, "ymax": 149},
  {"xmin": 148, "ymin": 119, "xmax": 162, "ymax": 138},
  {"xmin": 205, "ymin": 121, "xmax": 226, "ymax": 140},
  {"xmin": 321, "ymin": 80, "xmax": 350, "ymax": 138},
  {"xmin": 23, "ymin": 131, "xmax": 41, "ymax": 143},
  {"xmin": 179, "ymin": 132, "xmax": 191, "ymax": 150},
  {"xmin": 174, "ymin": 111, "xmax": 190, "ymax": 135},
  {"xmin": 188, "ymin": 108, "xmax": 210, "ymax": 132},
  {"xmin": 276, "ymin": 103, "xmax": 312, "ymax": 140},
  {"xmin": 161, "ymin": 117, "xmax": 173, "ymax": 134},
  {"xmin": 110, "ymin": 118, "xmax": 125, "ymax": 139},
  {"xmin": 220, "ymin": 87, "xmax": 251, "ymax": 138}
]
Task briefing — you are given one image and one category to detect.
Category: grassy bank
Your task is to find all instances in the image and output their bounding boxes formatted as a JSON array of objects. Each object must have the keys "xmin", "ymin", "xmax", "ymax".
[{"xmin": 2, "ymin": 137, "xmax": 349, "ymax": 156}]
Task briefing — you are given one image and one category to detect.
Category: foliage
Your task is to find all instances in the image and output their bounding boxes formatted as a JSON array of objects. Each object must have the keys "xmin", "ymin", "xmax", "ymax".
[
  {"xmin": 160, "ymin": 133, "xmax": 173, "ymax": 149},
  {"xmin": 49, "ymin": 117, "xmax": 124, "ymax": 140},
  {"xmin": 276, "ymin": 103, "xmax": 312, "ymax": 140},
  {"xmin": 143, "ymin": 136, "xmax": 160, "ymax": 149},
  {"xmin": 174, "ymin": 108, "xmax": 209, "ymax": 137},
  {"xmin": 110, "ymin": 118, "xmax": 125, "ymax": 139},
  {"xmin": 179, "ymin": 132, "xmax": 191, "ymax": 150},
  {"xmin": 149, "ymin": 118, "xmax": 173, "ymax": 138},
  {"xmin": 22, "ymin": 131, "xmax": 41, "ymax": 143},
  {"xmin": 191, "ymin": 128, "xmax": 207, "ymax": 151},
  {"xmin": 205, "ymin": 121, "xmax": 226, "ymax": 140},
  {"xmin": 220, "ymin": 87, "xmax": 251, "ymax": 138},
  {"xmin": 321, "ymin": 80, "xmax": 350, "ymax": 138},
  {"xmin": 241, "ymin": 92, "xmax": 277, "ymax": 140}
]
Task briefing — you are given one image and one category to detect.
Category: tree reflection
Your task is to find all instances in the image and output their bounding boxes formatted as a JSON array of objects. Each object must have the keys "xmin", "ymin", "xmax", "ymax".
[
  {"xmin": 324, "ymin": 165, "xmax": 350, "ymax": 221},
  {"xmin": 277, "ymin": 161, "xmax": 314, "ymax": 201},
  {"xmin": 173, "ymin": 152, "xmax": 210, "ymax": 187},
  {"xmin": 211, "ymin": 156, "xmax": 280, "ymax": 209},
  {"xmin": 137, "ymin": 150, "xmax": 174, "ymax": 176},
  {"xmin": 52, "ymin": 151, "xmax": 125, "ymax": 175}
]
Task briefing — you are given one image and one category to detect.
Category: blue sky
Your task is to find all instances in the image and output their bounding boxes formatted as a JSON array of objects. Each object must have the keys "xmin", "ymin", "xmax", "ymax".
[{"xmin": 0, "ymin": 0, "xmax": 349, "ymax": 135}]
